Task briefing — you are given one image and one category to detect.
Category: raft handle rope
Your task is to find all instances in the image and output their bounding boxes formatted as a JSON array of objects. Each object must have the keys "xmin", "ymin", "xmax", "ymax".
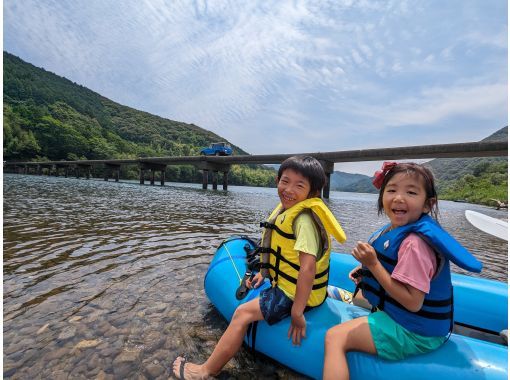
[{"xmin": 222, "ymin": 241, "xmax": 243, "ymax": 285}]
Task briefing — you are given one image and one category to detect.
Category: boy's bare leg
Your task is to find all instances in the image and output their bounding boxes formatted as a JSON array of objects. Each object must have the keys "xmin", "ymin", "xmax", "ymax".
[
  {"xmin": 323, "ymin": 316, "xmax": 376, "ymax": 380},
  {"xmin": 173, "ymin": 297, "xmax": 264, "ymax": 379}
]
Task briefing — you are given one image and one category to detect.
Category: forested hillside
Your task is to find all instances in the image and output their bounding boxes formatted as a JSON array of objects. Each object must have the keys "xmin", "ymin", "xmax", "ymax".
[
  {"xmin": 330, "ymin": 171, "xmax": 376, "ymax": 193},
  {"xmin": 427, "ymin": 127, "xmax": 507, "ymax": 206},
  {"xmin": 428, "ymin": 127, "xmax": 507, "ymax": 182},
  {"xmin": 330, "ymin": 127, "xmax": 507, "ymax": 206},
  {"xmin": 3, "ymin": 51, "xmax": 276, "ymax": 186}
]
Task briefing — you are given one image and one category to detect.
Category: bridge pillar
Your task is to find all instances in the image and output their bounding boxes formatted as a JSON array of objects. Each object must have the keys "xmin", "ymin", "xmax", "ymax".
[
  {"xmin": 37, "ymin": 165, "xmax": 42, "ymax": 175},
  {"xmin": 55, "ymin": 164, "xmax": 67, "ymax": 177},
  {"xmin": 223, "ymin": 171, "xmax": 228, "ymax": 190},
  {"xmin": 202, "ymin": 170, "xmax": 209, "ymax": 189},
  {"xmin": 197, "ymin": 162, "xmax": 231, "ymax": 191},
  {"xmin": 319, "ymin": 160, "xmax": 334, "ymax": 199},
  {"xmin": 39, "ymin": 164, "xmax": 52, "ymax": 176},
  {"xmin": 77, "ymin": 164, "xmax": 92, "ymax": 179},
  {"xmin": 212, "ymin": 171, "xmax": 218, "ymax": 190},
  {"xmin": 139, "ymin": 163, "xmax": 167, "ymax": 186},
  {"xmin": 104, "ymin": 163, "xmax": 121, "ymax": 182}
]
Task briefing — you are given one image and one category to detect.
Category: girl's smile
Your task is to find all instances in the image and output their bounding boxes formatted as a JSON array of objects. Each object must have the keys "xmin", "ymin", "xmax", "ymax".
[{"xmin": 383, "ymin": 172, "xmax": 430, "ymax": 228}]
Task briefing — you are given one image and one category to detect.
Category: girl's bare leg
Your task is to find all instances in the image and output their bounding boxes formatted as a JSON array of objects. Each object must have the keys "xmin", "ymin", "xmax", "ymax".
[
  {"xmin": 173, "ymin": 297, "xmax": 263, "ymax": 379},
  {"xmin": 323, "ymin": 316, "xmax": 376, "ymax": 380}
]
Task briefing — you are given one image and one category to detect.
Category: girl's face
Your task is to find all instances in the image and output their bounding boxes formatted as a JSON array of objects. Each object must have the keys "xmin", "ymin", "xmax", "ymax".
[
  {"xmin": 277, "ymin": 169, "xmax": 311, "ymax": 210},
  {"xmin": 382, "ymin": 172, "xmax": 431, "ymax": 229}
]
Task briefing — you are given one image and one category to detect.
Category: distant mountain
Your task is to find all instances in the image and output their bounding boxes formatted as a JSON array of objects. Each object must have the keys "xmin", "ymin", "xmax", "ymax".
[
  {"xmin": 330, "ymin": 127, "xmax": 507, "ymax": 199},
  {"xmin": 329, "ymin": 171, "xmax": 376, "ymax": 193},
  {"xmin": 3, "ymin": 51, "xmax": 278, "ymax": 186},
  {"xmin": 427, "ymin": 126, "xmax": 507, "ymax": 182},
  {"xmin": 426, "ymin": 127, "xmax": 507, "ymax": 205}
]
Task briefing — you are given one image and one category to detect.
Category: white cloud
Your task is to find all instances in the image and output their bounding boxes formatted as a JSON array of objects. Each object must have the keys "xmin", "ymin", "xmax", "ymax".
[
  {"xmin": 331, "ymin": 82, "xmax": 507, "ymax": 133},
  {"xmin": 3, "ymin": 0, "xmax": 507, "ymax": 174}
]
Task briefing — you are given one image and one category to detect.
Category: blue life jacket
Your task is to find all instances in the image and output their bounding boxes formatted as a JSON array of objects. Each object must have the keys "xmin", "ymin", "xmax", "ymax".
[{"xmin": 360, "ymin": 214, "xmax": 482, "ymax": 337}]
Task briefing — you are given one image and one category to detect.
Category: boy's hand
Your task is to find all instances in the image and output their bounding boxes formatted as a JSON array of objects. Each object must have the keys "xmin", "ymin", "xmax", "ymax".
[
  {"xmin": 288, "ymin": 311, "xmax": 306, "ymax": 346},
  {"xmin": 352, "ymin": 241, "xmax": 378, "ymax": 269},
  {"xmin": 246, "ymin": 272, "xmax": 264, "ymax": 289}
]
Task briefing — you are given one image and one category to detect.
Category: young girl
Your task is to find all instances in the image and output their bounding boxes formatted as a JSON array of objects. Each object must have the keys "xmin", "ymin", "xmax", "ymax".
[
  {"xmin": 323, "ymin": 162, "xmax": 482, "ymax": 380},
  {"xmin": 173, "ymin": 156, "xmax": 346, "ymax": 379}
]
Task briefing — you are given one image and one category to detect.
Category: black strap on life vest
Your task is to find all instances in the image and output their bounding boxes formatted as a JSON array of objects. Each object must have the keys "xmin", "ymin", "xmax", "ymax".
[
  {"xmin": 448, "ymin": 286, "xmax": 454, "ymax": 332},
  {"xmin": 257, "ymin": 247, "xmax": 276, "ymax": 271},
  {"xmin": 273, "ymin": 247, "xmax": 282, "ymax": 285},
  {"xmin": 375, "ymin": 251, "xmax": 398, "ymax": 266},
  {"xmin": 260, "ymin": 221, "xmax": 296, "ymax": 240},
  {"xmin": 269, "ymin": 246, "xmax": 329, "ymax": 289},
  {"xmin": 361, "ymin": 280, "xmax": 453, "ymax": 319}
]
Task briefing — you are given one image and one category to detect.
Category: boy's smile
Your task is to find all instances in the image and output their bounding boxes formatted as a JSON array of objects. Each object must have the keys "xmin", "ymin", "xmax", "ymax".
[{"xmin": 277, "ymin": 169, "xmax": 311, "ymax": 210}]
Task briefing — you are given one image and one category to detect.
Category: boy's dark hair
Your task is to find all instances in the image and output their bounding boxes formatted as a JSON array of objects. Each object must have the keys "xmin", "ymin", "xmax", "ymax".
[
  {"xmin": 278, "ymin": 156, "xmax": 327, "ymax": 197},
  {"xmin": 377, "ymin": 162, "xmax": 439, "ymax": 220}
]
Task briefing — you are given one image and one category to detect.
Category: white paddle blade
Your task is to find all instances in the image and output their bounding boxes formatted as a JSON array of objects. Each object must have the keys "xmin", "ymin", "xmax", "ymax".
[{"xmin": 465, "ymin": 210, "xmax": 508, "ymax": 241}]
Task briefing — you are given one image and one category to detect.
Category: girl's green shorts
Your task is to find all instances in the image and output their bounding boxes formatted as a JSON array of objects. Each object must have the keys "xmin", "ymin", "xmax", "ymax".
[{"xmin": 368, "ymin": 310, "xmax": 446, "ymax": 361}]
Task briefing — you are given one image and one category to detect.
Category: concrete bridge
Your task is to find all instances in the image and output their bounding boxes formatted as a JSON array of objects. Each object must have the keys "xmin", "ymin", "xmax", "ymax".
[{"xmin": 4, "ymin": 140, "xmax": 507, "ymax": 198}]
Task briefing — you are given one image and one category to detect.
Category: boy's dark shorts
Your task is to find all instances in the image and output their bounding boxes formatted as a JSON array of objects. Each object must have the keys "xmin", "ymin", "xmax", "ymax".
[{"xmin": 259, "ymin": 286, "xmax": 294, "ymax": 325}]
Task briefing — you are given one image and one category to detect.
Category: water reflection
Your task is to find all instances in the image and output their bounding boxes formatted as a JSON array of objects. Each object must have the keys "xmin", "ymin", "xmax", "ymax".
[{"xmin": 3, "ymin": 174, "xmax": 507, "ymax": 379}]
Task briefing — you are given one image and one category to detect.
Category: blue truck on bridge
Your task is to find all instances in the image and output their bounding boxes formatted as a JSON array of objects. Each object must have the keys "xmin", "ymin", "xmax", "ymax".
[{"xmin": 200, "ymin": 142, "xmax": 233, "ymax": 156}]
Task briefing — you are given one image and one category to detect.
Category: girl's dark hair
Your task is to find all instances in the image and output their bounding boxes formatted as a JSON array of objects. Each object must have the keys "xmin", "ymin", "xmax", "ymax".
[
  {"xmin": 278, "ymin": 156, "xmax": 327, "ymax": 197},
  {"xmin": 377, "ymin": 163, "xmax": 439, "ymax": 220}
]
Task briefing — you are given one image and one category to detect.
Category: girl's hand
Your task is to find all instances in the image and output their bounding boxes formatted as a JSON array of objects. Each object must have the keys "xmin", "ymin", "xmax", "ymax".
[
  {"xmin": 246, "ymin": 272, "xmax": 264, "ymax": 289},
  {"xmin": 349, "ymin": 265, "xmax": 363, "ymax": 285},
  {"xmin": 288, "ymin": 309, "xmax": 306, "ymax": 346},
  {"xmin": 352, "ymin": 241, "xmax": 378, "ymax": 269}
]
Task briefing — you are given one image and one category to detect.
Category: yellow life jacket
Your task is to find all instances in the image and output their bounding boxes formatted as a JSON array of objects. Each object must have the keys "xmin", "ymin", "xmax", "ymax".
[{"xmin": 260, "ymin": 198, "xmax": 346, "ymax": 307}]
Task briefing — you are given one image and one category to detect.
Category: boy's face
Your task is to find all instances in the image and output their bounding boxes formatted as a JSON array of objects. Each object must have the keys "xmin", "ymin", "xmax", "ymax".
[{"xmin": 277, "ymin": 169, "xmax": 311, "ymax": 210}]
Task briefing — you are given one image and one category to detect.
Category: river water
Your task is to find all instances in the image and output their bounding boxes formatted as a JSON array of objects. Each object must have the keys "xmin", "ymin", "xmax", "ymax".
[{"xmin": 3, "ymin": 174, "xmax": 508, "ymax": 379}]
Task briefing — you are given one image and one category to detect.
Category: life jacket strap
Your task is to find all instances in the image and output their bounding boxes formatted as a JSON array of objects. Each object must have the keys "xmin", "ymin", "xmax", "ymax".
[
  {"xmin": 385, "ymin": 297, "xmax": 453, "ymax": 319},
  {"xmin": 267, "ymin": 263, "xmax": 329, "ymax": 289},
  {"xmin": 376, "ymin": 251, "xmax": 398, "ymax": 266},
  {"xmin": 362, "ymin": 281, "xmax": 453, "ymax": 319},
  {"xmin": 260, "ymin": 221, "xmax": 296, "ymax": 240},
  {"xmin": 270, "ymin": 247, "xmax": 329, "ymax": 281},
  {"xmin": 271, "ymin": 247, "xmax": 300, "ymax": 271}
]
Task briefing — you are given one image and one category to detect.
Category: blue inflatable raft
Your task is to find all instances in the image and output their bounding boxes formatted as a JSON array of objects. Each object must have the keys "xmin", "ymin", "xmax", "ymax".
[{"xmin": 204, "ymin": 236, "xmax": 508, "ymax": 380}]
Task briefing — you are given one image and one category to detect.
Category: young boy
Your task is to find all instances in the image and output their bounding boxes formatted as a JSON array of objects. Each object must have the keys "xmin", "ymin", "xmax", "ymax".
[{"xmin": 173, "ymin": 155, "xmax": 346, "ymax": 379}]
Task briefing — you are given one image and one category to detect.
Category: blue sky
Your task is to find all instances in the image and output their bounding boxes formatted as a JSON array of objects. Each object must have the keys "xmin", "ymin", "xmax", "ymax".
[{"xmin": 3, "ymin": 0, "xmax": 508, "ymax": 175}]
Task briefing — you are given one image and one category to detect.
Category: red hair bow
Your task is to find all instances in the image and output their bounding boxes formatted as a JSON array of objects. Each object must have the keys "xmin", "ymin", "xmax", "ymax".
[{"xmin": 372, "ymin": 162, "xmax": 397, "ymax": 189}]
